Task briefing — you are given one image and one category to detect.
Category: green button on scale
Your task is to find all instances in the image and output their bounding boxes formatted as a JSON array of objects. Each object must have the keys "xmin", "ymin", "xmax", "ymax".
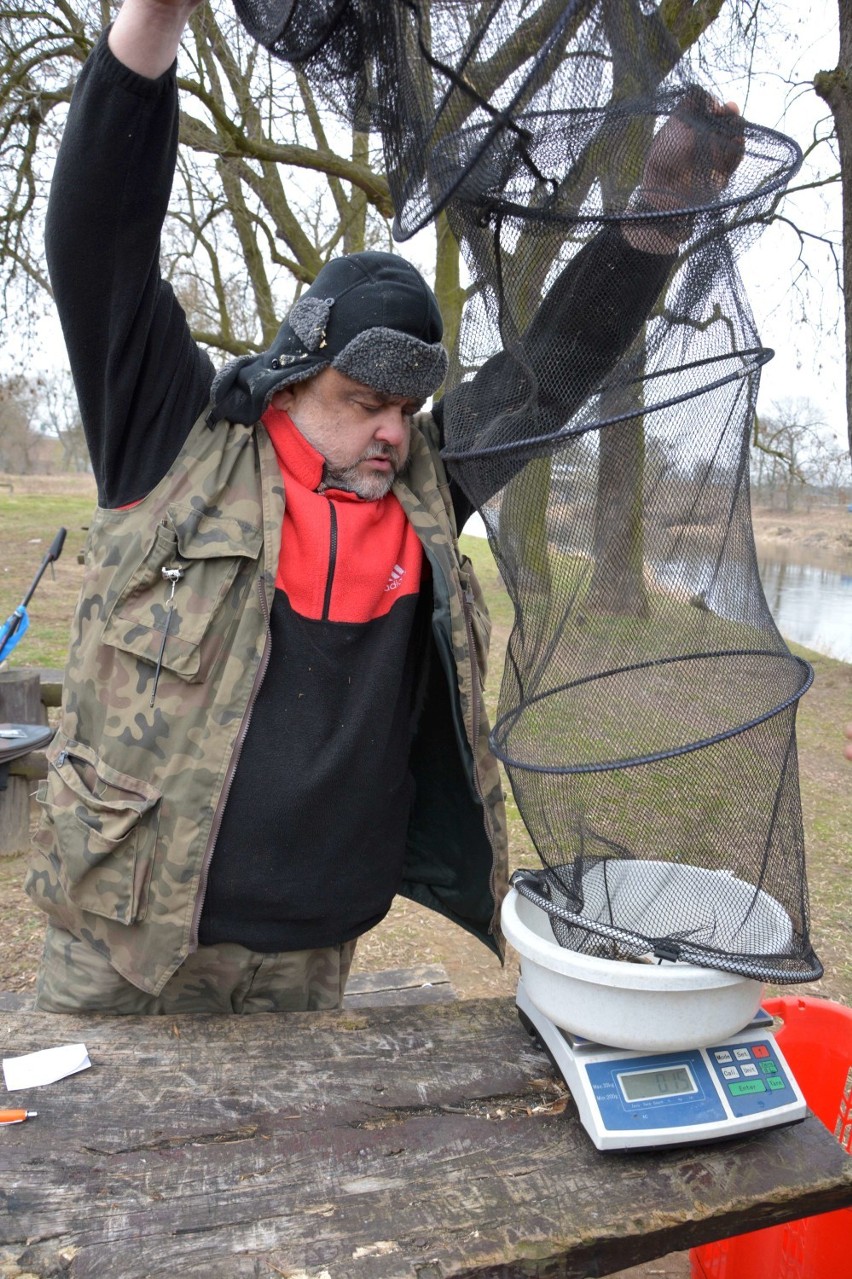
[{"xmin": 729, "ymin": 1079, "xmax": 767, "ymax": 1096}]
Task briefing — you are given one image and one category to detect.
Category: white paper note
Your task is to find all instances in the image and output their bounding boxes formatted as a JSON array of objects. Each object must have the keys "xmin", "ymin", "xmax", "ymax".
[{"xmin": 3, "ymin": 1043, "xmax": 92, "ymax": 1091}]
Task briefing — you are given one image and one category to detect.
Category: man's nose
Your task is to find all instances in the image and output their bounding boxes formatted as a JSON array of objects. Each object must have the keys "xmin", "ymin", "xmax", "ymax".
[{"xmin": 373, "ymin": 407, "xmax": 409, "ymax": 448}]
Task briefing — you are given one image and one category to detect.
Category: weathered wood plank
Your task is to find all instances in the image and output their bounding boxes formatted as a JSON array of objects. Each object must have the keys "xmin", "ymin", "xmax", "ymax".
[
  {"xmin": 0, "ymin": 673, "xmax": 46, "ymax": 724},
  {"xmin": 0, "ymin": 1000, "xmax": 849, "ymax": 1279},
  {"xmin": 0, "ymin": 672, "xmax": 49, "ymax": 855},
  {"xmin": 6, "ymin": 747, "xmax": 48, "ymax": 781},
  {"xmin": 0, "ymin": 967, "xmax": 453, "ymax": 1014},
  {"xmin": 6, "ymin": 667, "xmax": 65, "ymax": 709},
  {"xmin": 345, "ymin": 964, "xmax": 456, "ymax": 1007},
  {"xmin": 0, "ymin": 991, "xmax": 29, "ymax": 1010},
  {"xmin": 32, "ymin": 667, "xmax": 64, "ymax": 708}
]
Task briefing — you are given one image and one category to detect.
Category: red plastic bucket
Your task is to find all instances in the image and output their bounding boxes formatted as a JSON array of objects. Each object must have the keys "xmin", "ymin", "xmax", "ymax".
[{"xmin": 690, "ymin": 996, "xmax": 852, "ymax": 1279}]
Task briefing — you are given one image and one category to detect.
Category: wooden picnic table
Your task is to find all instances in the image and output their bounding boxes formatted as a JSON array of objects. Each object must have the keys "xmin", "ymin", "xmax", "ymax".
[{"xmin": 1, "ymin": 996, "xmax": 850, "ymax": 1279}]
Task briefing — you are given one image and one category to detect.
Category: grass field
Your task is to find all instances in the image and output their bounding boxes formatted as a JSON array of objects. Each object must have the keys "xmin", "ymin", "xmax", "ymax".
[
  {"xmin": 0, "ymin": 475, "xmax": 849, "ymax": 1012},
  {"xmin": 0, "ymin": 474, "xmax": 97, "ymax": 668}
]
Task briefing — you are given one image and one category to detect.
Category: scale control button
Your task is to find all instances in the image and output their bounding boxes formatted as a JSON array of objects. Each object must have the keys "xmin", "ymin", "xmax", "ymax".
[
  {"xmin": 714, "ymin": 1051, "xmax": 733, "ymax": 1064},
  {"xmin": 767, "ymin": 1076, "xmax": 786, "ymax": 1091},
  {"xmin": 721, "ymin": 1066, "xmax": 740, "ymax": 1080},
  {"xmin": 741, "ymin": 1063, "xmax": 759, "ymax": 1078},
  {"xmin": 734, "ymin": 1048, "xmax": 751, "ymax": 1061},
  {"xmin": 729, "ymin": 1079, "xmax": 767, "ymax": 1096},
  {"xmin": 760, "ymin": 1061, "xmax": 778, "ymax": 1076},
  {"xmin": 752, "ymin": 1045, "xmax": 771, "ymax": 1059}
]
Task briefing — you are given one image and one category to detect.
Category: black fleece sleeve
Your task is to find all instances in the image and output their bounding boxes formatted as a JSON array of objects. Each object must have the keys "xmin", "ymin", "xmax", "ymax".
[
  {"xmin": 45, "ymin": 32, "xmax": 214, "ymax": 509},
  {"xmin": 437, "ymin": 225, "xmax": 676, "ymax": 517}
]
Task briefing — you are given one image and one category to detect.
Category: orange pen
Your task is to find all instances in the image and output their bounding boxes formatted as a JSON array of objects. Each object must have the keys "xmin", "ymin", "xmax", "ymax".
[{"xmin": 0, "ymin": 1110, "xmax": 37, "ymax": 1124}]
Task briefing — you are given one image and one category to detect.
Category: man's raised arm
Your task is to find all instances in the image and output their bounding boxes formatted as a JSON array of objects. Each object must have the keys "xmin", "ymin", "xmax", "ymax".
[
  {"xmin": 437, "ymin": 92, "xmax": 743, "ymax": 516},
  {"xmin": 46, "ymin": 0, "xmax": 212, "ymax": 508},
  {"xmin": 109, "ymin": 0, "xmax": 202, "ymax": 78}
]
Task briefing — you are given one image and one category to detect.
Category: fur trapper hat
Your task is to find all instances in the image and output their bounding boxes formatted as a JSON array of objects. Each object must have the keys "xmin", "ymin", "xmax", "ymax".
[{"xmin": 209, "ymin": 251, "xmax": 448, "ymax": 425}]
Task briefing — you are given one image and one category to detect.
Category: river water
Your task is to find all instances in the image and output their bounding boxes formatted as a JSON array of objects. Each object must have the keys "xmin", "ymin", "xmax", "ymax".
[
  {"xmin": 464, "ymin": 513, "xmax": 851, "ymax": 665},
  {"xmin": 758, "ymin": 551, "xmax": 852, "ymax": 665}
]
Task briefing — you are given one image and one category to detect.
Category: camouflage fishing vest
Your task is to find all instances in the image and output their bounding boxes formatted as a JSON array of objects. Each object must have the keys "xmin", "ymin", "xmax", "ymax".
[{"xmin": 27, "ymin": 409, "xmax": 507, "ymax": 994}]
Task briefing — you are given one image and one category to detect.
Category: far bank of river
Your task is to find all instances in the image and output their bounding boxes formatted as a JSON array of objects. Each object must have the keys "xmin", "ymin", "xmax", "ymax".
[
  {"xmin": 751, "ymin": 504, "xmax": 852, "ymax": 568},
  {"xmin": 464, "ymin": 503, "xmax": 852, "ymax": 664}
]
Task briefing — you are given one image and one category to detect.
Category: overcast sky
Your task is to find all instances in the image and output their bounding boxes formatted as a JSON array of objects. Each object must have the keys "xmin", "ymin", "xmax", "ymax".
[
  {"xmin": 727, "ymin": 0, "xmax": 844, "ymax": 445},
  {"xmin": 22, "ymin": 0, "xmax": 845, "ymax": 451}
]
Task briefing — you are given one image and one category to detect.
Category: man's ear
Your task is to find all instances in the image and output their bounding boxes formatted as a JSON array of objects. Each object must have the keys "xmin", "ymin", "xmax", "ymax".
[{"xmin": 270, "ymin": 384, "xmax": 298, "ymax": 412}]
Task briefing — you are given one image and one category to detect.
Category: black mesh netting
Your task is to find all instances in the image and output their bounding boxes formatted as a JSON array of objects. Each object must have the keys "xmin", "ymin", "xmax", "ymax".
[{"xmin": 230, "ymin": 0, "xmax": 822, "ymax": 983}]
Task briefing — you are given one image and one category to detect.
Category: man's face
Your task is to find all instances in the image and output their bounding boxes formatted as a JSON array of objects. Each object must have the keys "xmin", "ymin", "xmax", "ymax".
[{"xmin": 271, "ymin": 368, "xmax": 423, "ymax": 500}]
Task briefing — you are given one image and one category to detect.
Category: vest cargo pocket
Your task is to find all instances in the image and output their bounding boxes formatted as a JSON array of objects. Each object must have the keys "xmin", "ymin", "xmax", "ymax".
[
  {"xmin": 34, "ymin": 732, "xmax": 161, "ymax": 926},
  {"xmin": 101, "ymin": 507, "xmax": 262, "ymax": 682}
]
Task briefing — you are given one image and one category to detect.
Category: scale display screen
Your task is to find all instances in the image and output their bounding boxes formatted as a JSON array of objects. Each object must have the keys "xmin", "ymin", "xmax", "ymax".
[{"xmin": 618, "ymin": 1064, "xmax": 697, "ymax": 1103}]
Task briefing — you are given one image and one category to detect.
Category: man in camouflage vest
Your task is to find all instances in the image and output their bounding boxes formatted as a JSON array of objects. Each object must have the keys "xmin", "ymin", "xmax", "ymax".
[{"xmin": 30, "ymin": 0, "xmax": 737, "ymax": 1013}]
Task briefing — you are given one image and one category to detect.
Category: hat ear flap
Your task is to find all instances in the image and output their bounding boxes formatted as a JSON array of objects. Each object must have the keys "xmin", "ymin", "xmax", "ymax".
[{"xmin": 289, "ymin": 296, "xmax": 334, "ymax": 352}]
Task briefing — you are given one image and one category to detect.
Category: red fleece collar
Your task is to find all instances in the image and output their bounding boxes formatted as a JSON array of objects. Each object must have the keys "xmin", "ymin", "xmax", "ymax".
[
  {"xmin": 262, "ymin": 406, "xmax": 326, "ymax": 490},
  {"xmin": 262, "ymin": 405, "xmax": 369, "ymax": 502}
]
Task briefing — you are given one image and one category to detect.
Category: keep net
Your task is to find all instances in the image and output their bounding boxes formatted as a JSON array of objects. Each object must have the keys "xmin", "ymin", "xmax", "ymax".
[{"xmin": 230, "ymin": 0, "xmax": 822, "ymax": 983}]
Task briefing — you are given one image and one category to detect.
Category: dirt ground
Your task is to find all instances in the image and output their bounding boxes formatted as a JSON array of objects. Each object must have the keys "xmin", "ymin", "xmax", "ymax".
[{"xmin": 1, "ymin": 486, "xmax": 849, "ymax": 1279}]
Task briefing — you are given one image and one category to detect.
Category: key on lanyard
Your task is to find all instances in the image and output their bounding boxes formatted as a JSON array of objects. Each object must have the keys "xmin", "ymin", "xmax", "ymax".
[{"xmin": 150, "ymin": 566, "xmax": 184, "ymax": 707}]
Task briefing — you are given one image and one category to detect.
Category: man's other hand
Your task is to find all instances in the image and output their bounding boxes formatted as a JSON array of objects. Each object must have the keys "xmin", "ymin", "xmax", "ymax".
[{"xmin": 624, "ymin": 90, "xmax": 744, "ymax": 255}]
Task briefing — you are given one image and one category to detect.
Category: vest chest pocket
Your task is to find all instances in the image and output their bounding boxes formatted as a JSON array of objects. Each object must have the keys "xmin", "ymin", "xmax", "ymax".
[
  {"xmin": 101, "ymin": 506, "xmax": 263, "ymax": 681},
  {"xmin": 33, "ymin": 732, "xmax": 162, "ymax": 926}
]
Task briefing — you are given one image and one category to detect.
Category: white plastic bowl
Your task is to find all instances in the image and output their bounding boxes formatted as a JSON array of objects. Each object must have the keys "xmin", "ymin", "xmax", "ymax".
[{"xmin": 502, "ymin": 885, "xmax": 766, "ymax": 1052}]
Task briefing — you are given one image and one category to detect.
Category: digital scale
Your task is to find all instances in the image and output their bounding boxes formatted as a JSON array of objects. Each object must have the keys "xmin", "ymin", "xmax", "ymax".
[{"xmin": 516, "ymin": 977, "xmax": 807, "ymax": 1151}]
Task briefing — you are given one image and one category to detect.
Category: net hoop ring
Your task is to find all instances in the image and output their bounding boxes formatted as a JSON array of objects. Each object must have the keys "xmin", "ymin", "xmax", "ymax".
[
  {"xmin": 395, "ymin": 110, "xmax": 802, "ymax": 239},
  {"xmin": 490, "ymin": 651, "xmax": 813, "ymax": 774},
  {"xmin": 510, "ymin": 868, "xmax": 824, "ymax": 984},
  {"xmin": 441, "ymin": 347, "xmax": 772, "ymax": 466}
]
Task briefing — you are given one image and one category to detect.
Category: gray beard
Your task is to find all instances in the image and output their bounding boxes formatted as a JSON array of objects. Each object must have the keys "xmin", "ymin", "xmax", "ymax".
[{"xmin": 321, "ymin": 445, "xmax": 409, "ymax": 501}]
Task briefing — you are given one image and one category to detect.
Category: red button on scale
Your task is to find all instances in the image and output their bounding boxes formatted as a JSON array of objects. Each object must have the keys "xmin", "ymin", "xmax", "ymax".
[{"xmin": 752, "ymin": 1045, "xmax": 770, "ymax": 1059}]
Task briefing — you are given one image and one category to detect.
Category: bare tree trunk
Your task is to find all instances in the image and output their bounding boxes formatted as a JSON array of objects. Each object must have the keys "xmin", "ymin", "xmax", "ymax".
[
  {"xmin": 589, "ymin": 412, "xmax": 650, "ymax": 616},
  {"xmin": 815, "ymin": 0, "xmax": 852, "ymax": 459},
  {"xmin": 434, "ymin": 212, "xmax": 465, "ymax": 359}
]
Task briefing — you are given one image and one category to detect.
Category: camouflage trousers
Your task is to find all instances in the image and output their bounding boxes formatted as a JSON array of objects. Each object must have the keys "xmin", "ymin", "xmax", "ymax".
[{"xmin": 34, "ymin": 924, "xmax": 357, "ymax": 1015}]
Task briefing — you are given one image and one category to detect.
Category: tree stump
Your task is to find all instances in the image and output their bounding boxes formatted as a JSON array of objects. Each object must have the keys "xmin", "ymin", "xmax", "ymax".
[{"xmin": 0, "ymin": 670, "xmax": 47, "ymax": 856}]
